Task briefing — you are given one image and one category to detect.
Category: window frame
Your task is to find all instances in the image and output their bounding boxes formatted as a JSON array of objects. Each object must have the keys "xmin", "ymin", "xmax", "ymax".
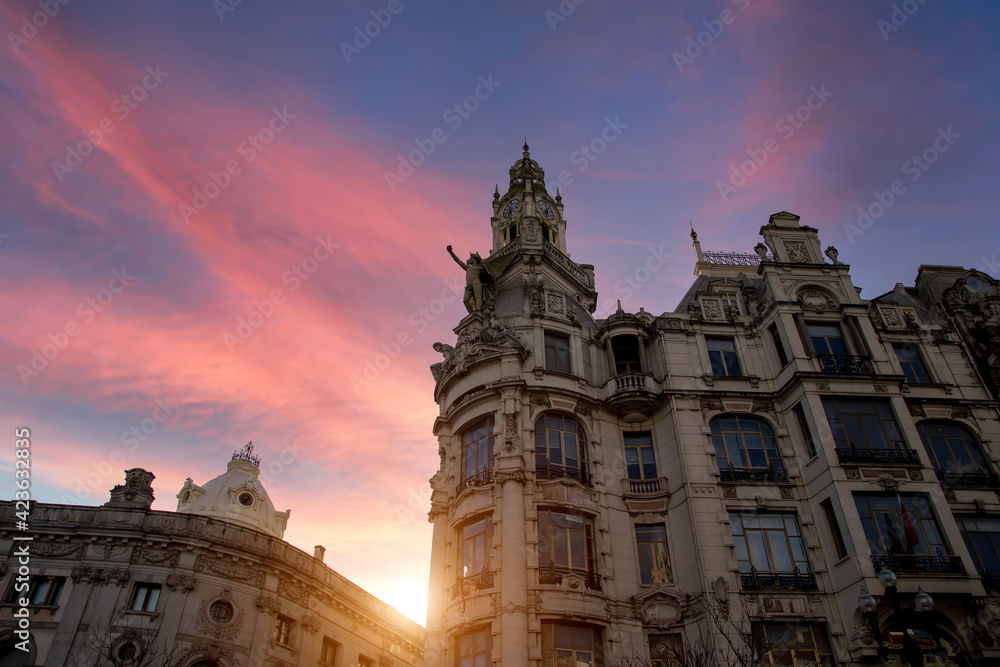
[
  {"xmin": 729, "ymin": 512, "xmax": 811, "ymax": 580},
  {"xmin": 706, "ymin": 337, "xmax": 742, "ymax": 377},
  {"xmin": 273, "ymin": 614, "xmax": 294, "ymax": 646},
  {"xmin": 893, "ymin": 343, "xmax": 931, "ymax": 383},
  {"xmin": 461, "ymin": 417, "xmax": 495, "ymax": 489},
  {"xmin": 624, "ymin": 431, "xmax": 657, "ymax": 481},
  {"xmin": 719, "ymin": 291, "xmax": 741, "ymax": 315},
  {"xmin": 807, "ymin": 322, "xmax": 849, "ymax": 357},
  {"xmin": 822, "ymin": 397, "xmax": 908, "ymax": 451},
  {"xmin": 792, "ymin": 402, "xmax": 817, "ymax": 459},
  {"xmin": 916, "ymin": 420, "xmax": 990, "ymax": 477},
  {"xmin": 457, "ymin": 626, "xmax": 492, "ymax": 667},
  {"xmin": 358, "ymin": 655, "xmax": 377, "ymax": 667},
  {"xmin": 544, "ymin": 331, "xmax": 571, "ymax": 373},
  {"xmin": 710, "ymin": 415, "xmax": 785, "ymax": 481},
  {"xmin": 535, "ymin": 414, "xmax": 590, "ymax": 485},
  {"xmin": 3, "ymin": 575, "xmax": 66, "ymax": 607},
  {"xmin": 320, "ymin": 637, "xmax": 342, "ymax": 665},
  {"xmin": 537, "ymin": 509, "xmax": 598, "ymax": 587},
  {"xmin": 853, "ymin": 493, "xmax": 953, "ymax": 563},
  {"xmin": 754, "ymin": 621, "xmax": 835, "ymax": 667},
  {"xmin": 957, "ymin": 515, "xmax": 1000, "ymax": 590},
  {"xmin": 460, "ymin": 515, "xmax": 494, "ymax": 584},
  {"xmin": 610, "ymin": 335, "xmax": 643, "ymax": 375},
  {"xmin": 541, "ymin": 623, "xmax": 602, "ymax": 667},
  {"xmin": 130, "ymin": 582, "xmax": 161, "ymax": 612},
  {"xmin": 820, "ymin": 498, "xmax": 848, "ymax": 560},
  {"xmin": 768, "ymin": 323, "xmax": 789, "ymax": 368},
  {"xmin": 635, "ymin": 523, "xmax": 671, "ymax": 586}
]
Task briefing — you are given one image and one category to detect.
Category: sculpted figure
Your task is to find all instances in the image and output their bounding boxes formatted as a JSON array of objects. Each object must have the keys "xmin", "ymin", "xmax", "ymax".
[
  {"xmin": 447, "ymin": 245, "xmax": 493, "ymax": 312},
  {"xmin": 429, "ymin": 342, "xmax": 454, "ymax": 381}
]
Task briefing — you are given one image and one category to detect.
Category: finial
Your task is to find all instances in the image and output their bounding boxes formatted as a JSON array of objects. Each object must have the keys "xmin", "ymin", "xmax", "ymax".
[
  {"xmin": 689, "ymin": 222, "xmax": 698, "ymax": 241},
  {"xmin": 232, "ymin": 441, "xmax": 261, "ymax": 467},
  {"xmin": 494, "ymin": 184, "xmax": 500, "ymax": 200},
  {"xmin": 616, "ymin": 299, "xmax": 624, "ymax": 314},
  {"xmin": 555, "ymin": 187, "xmax": 562, "ymax": 203},
  {"xmin": 523, "ymin": 138, "xmax": 529, "ymax": 152}
]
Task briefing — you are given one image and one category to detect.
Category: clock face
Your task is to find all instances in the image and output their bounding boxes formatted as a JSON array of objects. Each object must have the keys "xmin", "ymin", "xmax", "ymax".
[
  {"xmin": 502, "ymin": 199, "xmax": 520, "ymax": 219},
  {"xmin": 537, "ymin": 199, "xmax": 555, "ymax": 220},
  {"xmin": 968, "ymin": 277, "xmax": 991, "ymax": 293}
]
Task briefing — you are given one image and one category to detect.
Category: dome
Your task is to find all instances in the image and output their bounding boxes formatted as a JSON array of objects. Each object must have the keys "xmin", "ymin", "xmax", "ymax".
[{"xmin": 175, "ymin": 443, "xmax": 290, "ymax": 538}]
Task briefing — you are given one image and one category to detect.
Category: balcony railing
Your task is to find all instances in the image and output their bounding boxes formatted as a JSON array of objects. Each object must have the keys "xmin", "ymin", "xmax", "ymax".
[
  {"xmin": 871, "ymin": 553, "xmax": 966, "ymax": 575},
  {"xmin": 450, "ymin": 569, "xmax": 495, "ymax": 599},
  {"xmin": 538, "ymin": 562, "xmax": 601, "ymax": 591},
  {"xmin": 835, "ymin": 446, "xmax": 922, "ymax": 465},
  {"xmin": 935, "ymin": 467, "xmax": 999, "ymax": 488},
  {"xmin": 460, "ymin": 466, "xmax": 494, "ymax": 490},
  {"xmin": 614, "ymin": 373, "xmax": 650, "ymax": 393},
  {"xmin": 624, "ymin": 477, "xmax": 667, "ymax": 495},
  {"xmin": 719, "ymin": 465, "xmax": 789, "ymax": 483},
  {"xmin": 816, "ymin": 354, "xmax": 874, "ymax": 375},
  {"xmin": 740, "ymin": 567, "xmax": 817, "ymax": 591},
  {"xmin": 536, "ymin": 462, "xmax": 593, "ymax": 487}
]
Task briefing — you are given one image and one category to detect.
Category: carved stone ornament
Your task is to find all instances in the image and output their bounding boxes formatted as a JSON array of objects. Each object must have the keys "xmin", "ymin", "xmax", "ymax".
[
  {"xmin": 722, "ymin": 486, "xmax": 736, "ymax": 499},
  {"xmin": 908, "ymin": 404, "xmax": 926, "ymax": 417},
  {"xmin": 784, "ymin": 241, "xmax": 810, "ymax": 263},
  {"xmin": 256, "ymin": 594, "xmax": 281, "ymax": 614},
  {"xmin": 278, "ymin": 578, "xmax": 310, "ymax": 604},
  {"xmin": 854, "ymin": 620, "xmax": 877, "ymax": 646},
  {"xmin": 523, "ymin": 218, "xmax": 540, "ymax": 244},
  {"xmin": 845, "ymin": 467, "xmax": 861, "ymax": 480},
  {"xmin": 879, "ymin": 305, "xmax": 904, "ymax": 328},
  {"xmin": 951, "ymin": 406, "xmax": 973, "ymax": 419},
  {"xmin": 194, "ymin": 555, "xmax": 265, "ymax": 587},
  {"xmin": 797, "ymin": 288, "xmax": 837, "ymax": 311},
  {"xmin": 530, "ymin": 393, "xmax": 551, "ymax": 409},
  {"xmin": 871, "ymin": 474, "xmax": 904, "ymax": 492},
  {"xmin": 824, "ymin": 246, "xmax": 840, "ymax": 263},
  {"xmin": 700, "ymin": 398, "xmax": 724, "ymax": 417},
  {"xmin": 751, "ymin": 399, "xmax": 775, "ymax": 414},
  {"xmin": 494, "ymin": 470, "xmax": 526, "ymax": 484},
  {"xmin": 70, "ymin": 565, "xmax": 129, "ymax": 586},
  {"xmin": 195, "ymin": 597, "xmax": 245, "ymax": 640},
  {"xmin": 33, "ymin": 542, "xmax": 87, "ymax": 559},
  {"xmin": 701, "ymin": 298, "xmax": 724, "ymax": 322},
  {"xmin": 103, "ymin": 468, "xmax": 156, "ymax": 510},
  {"xmin": 301, "ymin": 613, "xmax": 321, "ymax": 634},
  {"xmin": 176, "ymin": 642, "xmax": 237, "ymax": 667},
  {"xmin": 547, "ymin": 293, "xmax": 565, "ymax": 314},
  {"xmin": 815, "ymin": 381, "xmax": 830, "ymax": 391},
  {"xmin": 131, "ymin": 546, "xmax": 180, "ymax": 567},
  {"xmin": 523, "ymin": 273, "xmax": 545, "ymax": 315},
  {"xmin": 166, "ymin": 574, "xmax": 195, "ymax": 592},
  {"xmin": 502, "ymin": 413, "xmax": 521, "ymax": 453}
]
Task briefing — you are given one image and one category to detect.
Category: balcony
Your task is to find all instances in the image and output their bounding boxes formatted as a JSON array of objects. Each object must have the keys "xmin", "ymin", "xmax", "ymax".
[
  {"xmin": 871, "ymin": 553, "xmax": 966, "ymax": 575},
  {"xmin": 605, "ymin": 373, "xmax": 656, "ymax": 418},
  {"xmin": 623, "ymin": 477, "xmax": 668, "ymax": 496},
  {"xmin": 459, "ymin": 466, "xmax": 494, "ymax": 490},
  {"xmin": 935, "ymin": 467, "xmax": 999, "ymax": 488},
  {"xmin": 835, "ymin": 446, "xmax": 922, "ymax": 465},
  {"xmin": 816, "ymin": 354, "xmax": 874, "ymax": 375},
  {"xmin": 739, "ymin": 567, "xmax": 817, "ymax": 591},
  {"xmin": 719, "ymin": 465, "xmax": 789, "ymax": 484},
  {"xmin": 536, "ymin": 462, "xmax": 593, "ymax": 487},
  {"xmin": 450, "ymin": 569, "xmax": 495, "ymax": 600},
  {"xmin": 538, "ymin": 563, "xmax": 601, "ymax": 591}
]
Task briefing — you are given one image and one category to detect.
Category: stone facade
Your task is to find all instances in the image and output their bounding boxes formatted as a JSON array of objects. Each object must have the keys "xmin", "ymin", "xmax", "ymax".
[
  {"xmin": 0, "ymin": 462, "xmax": 424, "ymax": 667},
  {"xmin": 424, "ymin": 148, "xmax": 1000, "ymax": 666}
]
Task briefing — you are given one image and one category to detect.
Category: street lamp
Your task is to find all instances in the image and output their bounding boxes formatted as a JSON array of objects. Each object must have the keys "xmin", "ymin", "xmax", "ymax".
[{"xmin": 857, "ymin": 571, "xmax": 936, "ymax": 665}]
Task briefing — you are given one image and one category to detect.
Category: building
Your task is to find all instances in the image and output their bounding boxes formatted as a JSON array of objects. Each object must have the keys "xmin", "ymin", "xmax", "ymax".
[
  {"xmin": 423, "ymin": 145, "xmax": 1000, "ymax": 666},
  {"xmin": 0, "ymin": 445, "xmax": 424, "ymax": 667}
]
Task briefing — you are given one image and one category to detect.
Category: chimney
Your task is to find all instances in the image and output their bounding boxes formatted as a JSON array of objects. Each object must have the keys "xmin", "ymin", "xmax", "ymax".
[{"xmin": 313, "ymin": 545, "xmax": 326, "ymax": 562}]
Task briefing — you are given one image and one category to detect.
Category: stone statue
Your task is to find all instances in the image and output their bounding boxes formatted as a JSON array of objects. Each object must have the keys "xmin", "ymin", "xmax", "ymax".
[
  {"xmin": 825, "ymin": 245, "xmax": 840, "ymax": 264},
  {"xmin": 448, "ymin": 245, "xmax": 495, "ymax": 312},
  {"xmin": 429, "ymin": 342, "xmax": 454, "ymax": 381}
]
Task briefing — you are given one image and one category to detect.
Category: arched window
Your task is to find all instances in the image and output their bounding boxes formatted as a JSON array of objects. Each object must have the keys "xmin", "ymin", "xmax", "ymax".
[
  {"xmin": 711, "ymin": 415, "xmax": 785, "ymax": 482},
  {"xmin": 461, "ymin": 417, "xmax": 495, "ymax": 489},
  {"xmin": 535, "ymin": 415, "xmax": 590, "ymax": 486},
  {"xmin": 917, "ymin": 421, "xmax": 994, "ymax": 486}
]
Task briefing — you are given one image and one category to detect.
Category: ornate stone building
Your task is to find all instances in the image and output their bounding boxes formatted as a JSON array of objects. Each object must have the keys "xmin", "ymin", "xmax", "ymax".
[
  {"xmin": 0, "ymin": 446, "xmax": 424, "ymax": 667},
  {"xmin": 424, "ymin": 146, "xmax": 1000, "ymax": 666}
]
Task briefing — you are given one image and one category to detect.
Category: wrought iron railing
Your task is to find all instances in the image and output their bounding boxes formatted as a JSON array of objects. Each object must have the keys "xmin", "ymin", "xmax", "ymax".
[
  {"xmin": 536, "ymin": 462, "xmax": 593, "ymax": 487},
  {"xmin": 450, "ymin": 569, "xmax": 495, "ymax": 599},
  {"xmin": 459, "ymin": 466, "xmax": 494, "ymax": 490},
  {"xmin": 935, "ymin": 467, "xmax": 999, "ymax": 488},
  {"xmin": 702, "ymin": 251, "xmax": 762, "ymax": 266},
  {"xmin": 538, "ymin": 562, "xmax": 601, "ymax": 591},
  {"xmin": 624, "ymin": 477, "xmax": 666, "ymax": 495},
  {"xmin": 871, "ymin": 553, "xmax": 966, "ymax": 575},
  {"xmin": 739, "ymin": 567, "xmax": 817, "ymax": 591},
  {"xmin": 835, "ymin": 446, "xmax": 922, "ymax": 465},
  {"xmin": 719, "ymin": 465, "xmax": 789, "ymax": 483},
  {"xmin": 816, "ymin": 354, "xmax": 874, "ymax": 375}
]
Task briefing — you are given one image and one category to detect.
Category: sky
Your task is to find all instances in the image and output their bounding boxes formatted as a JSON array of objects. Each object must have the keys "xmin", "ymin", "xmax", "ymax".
[{"xmin": 2, "ymin": 0, "xmax": 999, "ymax": 626}]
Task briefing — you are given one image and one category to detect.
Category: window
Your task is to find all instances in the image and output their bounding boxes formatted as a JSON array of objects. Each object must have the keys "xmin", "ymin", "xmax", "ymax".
[
  {"xmin": 958, "ymin": 516, "xmax": 1000, "ymax": 590},
  {"xmin": 853, "ymin": 493, "xmax": 960, "ymax": 573},
  {"xmin": 807, "ymin": 323, "xmax": 848, "ymax": 356},
  {"xmin": 541, "ymin": 623, "xmax": 602, "ymax": 667},
  {"xmin": 711, "ymin": 416, "xmax": 784, "ymax": 481},
  {"xmin": 755, "ymin": 622, "xmax": 835, "ymax": 667},
  {"xmin": 648, "ymin": 634, "xmax": 683, "ymax": 667},
  {"xmin": 706, "ymin": 338, "xmax": 741, "ymax": 377},
  {"xmin": 768, "ymin": 324, "xmax": 788, "ymax": 367},
  {"xmin": 457, "ymin": 627, "xmax": 491, "ymax": 667},
  {"xmin": 916, "ymin": 421, "xmax": 992, "ymax": 483},
  {"xmin": 635, "ymin": 524, "xmax": 671, "ymax": 585},
  {"xmin": 535, "ymin": 414, "xmax": 589, "ymax": 484},
  {"xmin": 719, "ymin": 292, "xmax": 740, "ymax": 314},
  {"xmin": 462, "ymin": 417, "xmax": 495, "ymax": 488},
  {"xmin": 624, "ymin": 432, "xmax": 657, "ymax": 480},
  {"xmin": 209, "ymin": 600, "xmax": 234, "ymax": 623},
  {"xmin": 820, "ymin": 499, "xmax": 848, "ymax": 560},
  {"xmin": 320, "ymin": 637, "xmax": 341, "ymax": 665},
  {"xmin": 3, "ymin": 575, "xmax": 65, "ymax": 606},
  {"xmin": 611, "ymin": 335, "xmax": 642, "ymax": 375},
  {"xmin": 130, "ymin": 583, "xmax": 161, "ymax": 612},
  {"xmin": 461, "ymin": 516, "xmax": 493, "ymax": 584},
  {"xmin": 893, "ymin": 343, "xmax": 930, "ymax": 383},
  {"xmin": 730, "ymin": 512, "xmax": 813, "ymax": 589},
  {"xmin": 273, "ymin": 614, "xmax": 294, "ymax": 645},
  {"xmin": 822, "ymin": 398, "xmax": 913, "ymax": 463},
  {"xmin": 537, "ymin": 510, "xmax": 597, "ymax": 587},
  {"xmin": 544, "ymin": 332, "xmax": 571, "ymax": 373},
  {"xmin": 792, "ymin": 403, "xmax": 817, "ymax": 458},
  {"xmin": 358, "ymin": 656, "xmax": 376, "ymax": 667}
]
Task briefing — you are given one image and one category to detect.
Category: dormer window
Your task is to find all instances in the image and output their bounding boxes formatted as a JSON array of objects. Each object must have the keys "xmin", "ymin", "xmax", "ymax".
[{"xmin": 719, "ymin": 292, "xmax": 740, "ymax": 315}]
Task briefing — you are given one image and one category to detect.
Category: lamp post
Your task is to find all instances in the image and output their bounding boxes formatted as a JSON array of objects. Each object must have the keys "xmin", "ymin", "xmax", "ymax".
[{"xmin": 857, "ymin": 569, "xmax": 936, "ymax": 665}]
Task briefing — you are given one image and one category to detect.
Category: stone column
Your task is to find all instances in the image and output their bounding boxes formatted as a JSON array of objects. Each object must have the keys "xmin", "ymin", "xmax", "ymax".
[
  {"xmin": 424, "ymin": 494, "xmax": 450, "ymax": 667},
  {"xmin": 496, "ymin": 407, "xmax": 528, "ymax": 667}
]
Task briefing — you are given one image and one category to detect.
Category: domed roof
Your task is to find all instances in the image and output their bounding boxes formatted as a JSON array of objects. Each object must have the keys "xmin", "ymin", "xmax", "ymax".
[{"xmin": 175, "ymin": 442, "xmax": 290, "ymax": 538}]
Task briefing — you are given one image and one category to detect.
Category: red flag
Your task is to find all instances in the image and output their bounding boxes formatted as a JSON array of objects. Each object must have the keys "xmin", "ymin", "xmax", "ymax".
[{"xmin": 901, "ymin": 503, "xmax": 919, "ymax": 554}]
